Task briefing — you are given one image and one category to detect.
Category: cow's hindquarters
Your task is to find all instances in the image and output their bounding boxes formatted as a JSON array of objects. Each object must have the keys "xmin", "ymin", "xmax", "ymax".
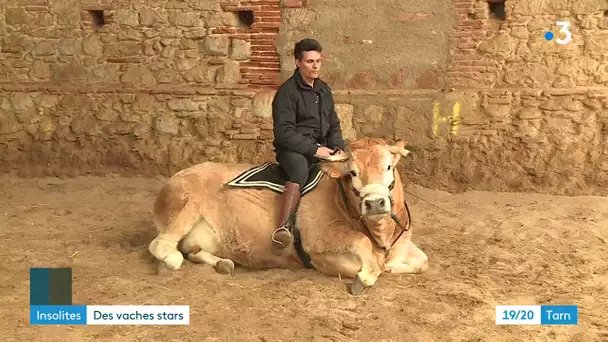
[
  {"xmin": 148, "ymin": 179, "xmax": 196, "ymax": 271},
  {"xmin": 148, "ymin": 169, "xmax": 236, "ymax": 273},
  {"xmin": 149, "ymin": 162, "xmax": 310, "ymax": 273},
  {"xmin": 178, "ymin": 216, "xmax": 236, "ymax": 274}
]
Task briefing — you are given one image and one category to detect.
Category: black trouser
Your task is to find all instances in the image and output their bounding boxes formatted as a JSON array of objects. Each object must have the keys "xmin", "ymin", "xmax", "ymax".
[{"xmin": 276, "ymin": 150, "xmax": 314, "ymax": 193}]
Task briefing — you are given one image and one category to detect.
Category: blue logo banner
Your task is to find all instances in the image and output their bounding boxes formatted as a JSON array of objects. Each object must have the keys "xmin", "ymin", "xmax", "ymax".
[
  {"xmin": 540, "ymin": 305, "xmax": 578, "ymax": 325},
  {"xmin": 30, "ymin": 305, "xmax": 87, "ymax": 325}
]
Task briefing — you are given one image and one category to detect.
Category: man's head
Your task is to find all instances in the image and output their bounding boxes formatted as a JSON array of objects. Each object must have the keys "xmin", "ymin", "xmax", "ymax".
[{"xmin": 294, "ymin": 38, "xmax": 323, "ymax": 81}]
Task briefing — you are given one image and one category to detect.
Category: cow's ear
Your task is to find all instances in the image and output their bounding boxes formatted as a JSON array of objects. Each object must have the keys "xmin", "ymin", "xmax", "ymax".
[
  {"xmin": 390, "ymin": 140, "xmax": 414, "ymax": 164},
  {"xmin": 319, "ymin": 160, "xmax": 350, "ymax": 178}
]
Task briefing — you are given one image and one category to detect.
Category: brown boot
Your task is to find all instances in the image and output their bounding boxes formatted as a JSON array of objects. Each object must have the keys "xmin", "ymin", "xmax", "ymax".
[{"xmin": 271, "ymin": 182, "xmax": 301, "ymax": 249}]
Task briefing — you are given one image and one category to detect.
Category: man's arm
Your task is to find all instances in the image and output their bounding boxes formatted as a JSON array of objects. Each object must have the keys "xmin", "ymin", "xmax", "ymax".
[
  {"xmin": 272, "ymin": 88, "xmax": 319, "ymax": 157},
  {"xmin": 325, "ymin": 93, "xmax": 346, "ymax": 151}
]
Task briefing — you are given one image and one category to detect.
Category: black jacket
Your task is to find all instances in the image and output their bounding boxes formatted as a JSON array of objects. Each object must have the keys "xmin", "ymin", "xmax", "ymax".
[{"xmin": 272, "ymin": 69, "xmax": 345, "ymax": 157}]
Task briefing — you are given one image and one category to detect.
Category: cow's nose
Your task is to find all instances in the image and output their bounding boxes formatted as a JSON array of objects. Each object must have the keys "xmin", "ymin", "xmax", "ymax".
[{"xmin": 364, "ymin": 198, "xmax": 386, "ymax": 213}]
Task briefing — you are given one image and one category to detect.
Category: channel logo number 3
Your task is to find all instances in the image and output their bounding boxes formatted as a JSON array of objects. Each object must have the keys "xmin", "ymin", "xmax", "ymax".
[{"xmin": 556, "ymin": 21, "xmax": 572, "ymax": 45}]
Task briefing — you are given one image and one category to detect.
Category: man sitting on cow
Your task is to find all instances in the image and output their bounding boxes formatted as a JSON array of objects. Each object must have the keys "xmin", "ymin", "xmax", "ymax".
[{"xmin": 270, "ymin": 38, "xmax": 346, "ymax": 250}]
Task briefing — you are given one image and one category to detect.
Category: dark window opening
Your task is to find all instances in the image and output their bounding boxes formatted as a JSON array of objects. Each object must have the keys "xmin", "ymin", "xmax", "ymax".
[
  {"xmin": 89, "ymin": 10, "xmax": 105, "ymax": 28},
  {"xmin": 487, "ymin": 0, "xmax": 506, "ymax": 20},
  {"xmin": 237, "ymin": 10, "xmax": 254, "ymax": 28},
  {"xmin": 604, "ymin": 9, "xmax": 608, "ymax": 17}
]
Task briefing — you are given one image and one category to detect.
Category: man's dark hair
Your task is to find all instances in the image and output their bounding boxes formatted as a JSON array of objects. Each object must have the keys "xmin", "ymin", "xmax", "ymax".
[{"xmin": 294, "ymin": 38, "xmax": 322, "ymax": 60}]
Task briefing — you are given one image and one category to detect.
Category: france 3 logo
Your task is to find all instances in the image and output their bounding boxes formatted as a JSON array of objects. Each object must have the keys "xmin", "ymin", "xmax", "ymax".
[{"xmin": 544, "ymin": 21, "xmax": 572, "ymax": 45}]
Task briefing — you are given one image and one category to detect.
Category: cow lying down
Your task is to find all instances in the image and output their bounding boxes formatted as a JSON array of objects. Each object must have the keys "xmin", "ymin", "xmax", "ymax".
[{"xmin": 148, "ymin": 137, "xmax": 428, "ymax": 295}]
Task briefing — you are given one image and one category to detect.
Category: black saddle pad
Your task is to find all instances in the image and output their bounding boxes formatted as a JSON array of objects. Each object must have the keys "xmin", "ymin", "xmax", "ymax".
[{"xmin": 224, "ymin": 162, "xmax": 323, "ymax": 196}]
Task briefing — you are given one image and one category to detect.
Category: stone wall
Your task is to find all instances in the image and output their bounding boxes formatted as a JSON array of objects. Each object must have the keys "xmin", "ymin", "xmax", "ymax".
[
  {"xmin": 0, "ymin": 0, "xmax": 607, "ymax": 196},
  {"xmin": 0, "ymin": 0, "xmax": 286, "ymax": 177}
]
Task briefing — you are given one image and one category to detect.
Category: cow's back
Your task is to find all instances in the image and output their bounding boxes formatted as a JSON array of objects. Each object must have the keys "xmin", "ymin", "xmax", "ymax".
[{"xmin": 165, "ymin": 161, "xmax": 331, "ymax": 269}]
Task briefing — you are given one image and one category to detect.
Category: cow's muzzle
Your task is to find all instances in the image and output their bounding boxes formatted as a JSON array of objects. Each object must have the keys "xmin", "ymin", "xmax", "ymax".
[{"xmin": 361, "ymin": 194, "xmax": 391, "ymax": 218}]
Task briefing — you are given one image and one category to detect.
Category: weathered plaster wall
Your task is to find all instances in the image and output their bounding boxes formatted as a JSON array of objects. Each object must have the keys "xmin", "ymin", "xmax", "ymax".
[
  {"xmin": 276, "ymin": 0, "xmax": 455, "ymax": 89},
  {"xmin": 0, "ymin": 0, "xmax": 607, "ymax": 196}
]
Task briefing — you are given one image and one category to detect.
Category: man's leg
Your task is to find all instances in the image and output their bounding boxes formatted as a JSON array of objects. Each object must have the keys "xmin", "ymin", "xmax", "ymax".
[{"xmin": 272, "ymin": 150, "xmax": 309, "ymax": 250}]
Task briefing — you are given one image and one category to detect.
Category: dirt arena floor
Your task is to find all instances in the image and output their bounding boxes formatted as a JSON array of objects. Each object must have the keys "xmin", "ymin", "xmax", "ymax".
[{"xmin": 0, "ymin": 173, "xmax": 607, "ymax": 341}]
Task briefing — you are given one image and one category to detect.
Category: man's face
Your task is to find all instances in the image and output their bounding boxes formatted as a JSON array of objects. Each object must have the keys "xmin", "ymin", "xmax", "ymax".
[{"xmin": 296, "ymin": 50, "xmax": 322, "ymax": 80}]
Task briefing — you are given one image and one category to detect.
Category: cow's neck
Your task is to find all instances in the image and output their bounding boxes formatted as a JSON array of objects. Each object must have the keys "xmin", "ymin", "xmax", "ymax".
[{"xmin": 362, "ymin": 215, "xmax": 399, "ymax": 249}]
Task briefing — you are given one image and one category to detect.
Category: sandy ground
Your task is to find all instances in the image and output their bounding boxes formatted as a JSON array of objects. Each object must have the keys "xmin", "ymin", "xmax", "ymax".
[{"xmin": 0, "ymin": 174, "xmax": 607, "ymax": 342}]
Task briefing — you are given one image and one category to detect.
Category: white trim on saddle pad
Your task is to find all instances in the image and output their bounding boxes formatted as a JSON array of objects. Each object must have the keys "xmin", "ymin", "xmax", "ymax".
[{"xmin": 224, "ymin": 162, "xmax": 324, "ymax": 196}]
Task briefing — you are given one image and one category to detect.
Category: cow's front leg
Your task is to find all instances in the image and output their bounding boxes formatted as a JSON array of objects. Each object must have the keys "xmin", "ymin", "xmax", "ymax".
[
  {"xmin": 305, "ymin": 226, "xmax": 382, "ymax": 296},
  {"xmin": 385, "ymin": 240, "xmax": 428, "ymax": 274}
]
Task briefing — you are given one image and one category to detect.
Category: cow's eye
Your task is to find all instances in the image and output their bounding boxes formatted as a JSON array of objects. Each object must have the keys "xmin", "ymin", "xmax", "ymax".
[
  {"xmin": 349, "ymin": 170, "xmax": 357, "ymax": 177},
  {"xmin": 387, "ymin": 165, "xmax": 392, "ymax": 171}
]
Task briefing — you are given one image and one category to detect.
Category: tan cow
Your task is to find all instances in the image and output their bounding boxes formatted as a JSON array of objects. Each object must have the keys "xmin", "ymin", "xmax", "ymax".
[{"xmin": 148, "ymin": 137, "xmax": 428, "ymax": 295}]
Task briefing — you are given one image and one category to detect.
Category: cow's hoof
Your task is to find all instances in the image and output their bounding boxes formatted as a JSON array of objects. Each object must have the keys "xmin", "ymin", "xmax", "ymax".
[
  {"xmin": 215, "ymin": 259, "xmax": 235, "ymax": 275},
  {"xmin": 156, "ymin": 262, "xmax": 178, "ymax": 276},
  {"xmin": 156, "ymin": 262, "xmax": 168, "ymax": 275},
  {"xmin": 349, "ymin": 276, "xmax": 369, "ymax": 296}
]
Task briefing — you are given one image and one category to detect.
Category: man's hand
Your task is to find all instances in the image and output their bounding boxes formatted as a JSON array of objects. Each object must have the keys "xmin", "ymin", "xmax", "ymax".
[{"xmin": 315, "ymin": 146, "xmax": 334, "ymax": 157}]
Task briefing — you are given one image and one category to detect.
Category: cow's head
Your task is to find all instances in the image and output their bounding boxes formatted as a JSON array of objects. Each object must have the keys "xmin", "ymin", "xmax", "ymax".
[{"xmin": 319, "ymin": 138, "xmax": 413, "ymax": 221}]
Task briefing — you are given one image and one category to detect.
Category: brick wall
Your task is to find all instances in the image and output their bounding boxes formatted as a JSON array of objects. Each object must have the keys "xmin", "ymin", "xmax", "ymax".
[
  {"xmin": 217, "ymin": 0, "xmax": 282, "ymax": 89},
  {"xmin": 447, "ymin": 0, "xmax": 500, "ymax": 88}
]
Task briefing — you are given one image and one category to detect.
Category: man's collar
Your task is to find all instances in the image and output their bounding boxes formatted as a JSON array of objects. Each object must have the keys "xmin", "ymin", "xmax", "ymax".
[{"xmin": 294, "ymin": 68, "xmax": 328, "ymax": 92}]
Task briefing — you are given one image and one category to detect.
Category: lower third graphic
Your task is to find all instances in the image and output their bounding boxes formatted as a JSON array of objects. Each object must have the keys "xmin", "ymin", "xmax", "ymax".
[{"xmin": 496, "ymin": 305, "xmax": 578, "ymax": 325}]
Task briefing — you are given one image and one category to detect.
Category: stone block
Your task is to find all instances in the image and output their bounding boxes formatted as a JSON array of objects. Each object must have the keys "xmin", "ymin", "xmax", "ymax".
[
  {"xmin": 202, "ymin": 36, "xmax": 230, "ymax": 56},
  {"xmin": 70, "ymin": 113, "xmax": 101, "ymax": 136},
  {"xmin": 57, "ymin": 38, "xmax": 82, "ymax": 56},
  {"xmin": 477, "ymin": 32, "xmax": 515, "ymax": 58},
  {"xmin": 32, "ymin": 41, "xmax": 55, "ymax": 56},
  {"xmin": 584, "ymin": 33, "xmax": 608, "ymax": 55},
  {"xmin": 34, "ymin": 94, "xmax": 60, "ymax": 108},
  {"xmin": 517, "ymin": 108, "xmax": 542, "ymax": 120},
  {"xmin": 253, "ymin": 91, "xmax": 276, "ymax": 118},
  {"xmin": 10, "ymin": 93, "xmax": 34, "ymax": 111},
  {"xmin": 394, "ymin": 106, "xmax": 431, "ymax": 146},
  {"xmin": 120, "ymin": 65, "xmax": 154, "ymax": 84},
  {"xmin": 510, "ymin": 26, "xmax": 529, "ymax": 39},
  {"xmin": 354, "ymin": 105, "xmax": 387, "ymax": 137},
  {"xmin": 334, "ymin": 104, "xmax": 356, "ymax": 141},
  {"xmin": 5, "ymin": 8, "xmax": 31, "ymax": 25},
  {"xmin": 0, "ymin": 112, "xmax": 22, "ymax": 135},
  {"xmin": 483, "ymin": 105, "xmax": 510, "ymax": 118},
  {"xmin": 82, "ymin": 35, "xmax": 103, "ymax": 56},
  {"xmin": 139, "ymin": 9, "xmax": 159, "ymax": 26},
  {"xmin": 184, "ymin": 28, "xmax": 207, "ymax": 39},
  {"xmin": 167, "ymin": 99, "xmax": 198, "ymax": 111},
  {"xmin": 154, "ymin": 116, "xmax": 180, "ymax": 136},
  {"xmin": 216, "ymin": 60, "xmax": 241, "ymax": 83},
  {"xmin": 2, "ymin": 34, "xmax": 32, "ymax": 53},
  {"xmin": 95, "ymin": 108, "xmax": 120, "ymax": 121},
  {"xmin": 207, "ymin": 97, "xmax": 231, "ymax": 115},
  {"xmin": 104, "ymin": 42, "xmax": 141, "ymax": 57},
  {"xmin": 30, "ymin": 61, "xmax": 51, "ymax": 79},
  {"xmin": 161, "ymin": 27, "xmax": 182, "ymax": 38},
  {"xmin": 192, "ymin": 0, "xmax": 221, "ymax": 11},
  {"xmin": 540, "ymin": 96, "xmax": 584, "ymax": 111},
  {"xmin": 230, "ymin": 39, "xmax": 251, "ymax": 61},
  {"xmin": 169, "ymin": 11, "xmax": 204, "ymax": 27},
  {"xmin": 572, "ymin": 0, "xmax": 603, "ymax": 14},
  {"xmin": 115, "ymin": 9, "xmax": 139, "ymax": 27},
  {"xmin": 359, "ymin": 105, "xmax": 384, "ymax": 124}
]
